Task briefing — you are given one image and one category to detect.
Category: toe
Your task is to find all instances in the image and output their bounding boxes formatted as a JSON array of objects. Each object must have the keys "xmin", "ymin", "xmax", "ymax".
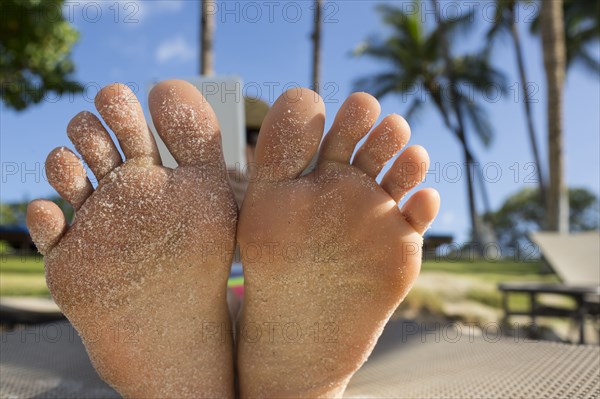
[
  {"xmin": 254, "ymin": 87, "xmax": 325, "ymax": 182},
  {"xmin": 353, "ymin": 114, "xmax": 411, "ymax": 178},
  {"xmin": 46, "ymin": 147, "xmax": 94, "ymax": 209},
  {"xmin": 401, "ymin": 188, "xmax": 440, "ymax": 235},
  {"xmin": 148, "ymin": 80, "xmax": 224, "ymax": 167},
  {"xmin": 67, "ymin": 111, "xmax": 122, "ymax": 181},
  {"xmin": 26, "ymin": 200, "xmax": 67, "ymax": 255},
  {"xmin": 381, "ymin": 145, "xmax": 429, "ymax": 202},
  {"xmin": 318, "ymin": 92, "xmax": 380, "ymax": 165},
  {"xmin": 95, "ymin": 83, "xmax": 161, "ymax": 165}
]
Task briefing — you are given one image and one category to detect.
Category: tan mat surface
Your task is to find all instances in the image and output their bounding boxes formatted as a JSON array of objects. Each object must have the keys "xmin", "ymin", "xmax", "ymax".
[{"xmin": 1, "ymin": 320, "xmax": 599, "ymax": 398}]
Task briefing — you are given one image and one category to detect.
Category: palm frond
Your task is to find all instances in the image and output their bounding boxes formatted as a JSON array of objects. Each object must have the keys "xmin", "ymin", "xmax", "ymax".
[
  {"xmin": 441, "ymin": 9, "xmax": 478, "ymax": 38},
  {"xmin": 460, "ymin": 97, "xmax": 494, "ymax": 146},
  {"xmin": 451, "ymin": 55, "xmax": 508, "ymax": 95},
  {"xmin": 354, "ymin": 1, "xmax": 506, "ymax": 148},
  {"xmin": 353, "ymin": 72, "xmax": 419, "ymax": 100},
  {"xmin": 404, "ymin": 97, "xmax": 426, "ymax": 123}
]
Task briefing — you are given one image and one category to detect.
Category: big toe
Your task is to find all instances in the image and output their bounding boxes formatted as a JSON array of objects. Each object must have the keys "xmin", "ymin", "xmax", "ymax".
[
  {"xmin": 149, "ymin": 80, "xmax": 225, "ymax": 168},
  {"xmin": 254, "ymin": 87, "xmax": 325, "ymax": 183}
]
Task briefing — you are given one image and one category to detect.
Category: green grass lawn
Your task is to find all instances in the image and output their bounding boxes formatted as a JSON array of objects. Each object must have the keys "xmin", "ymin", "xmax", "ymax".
[
  {"xmin": 422, "ymin": 259, "xmax": 564, "ymax": 310},
  {"xmin": 1, "ymin": 256, "xmax": 560, "ymax": 302},
  {"xmin": 2, "ymin": 254, "xmax": 583, "ymax": 341},
  {"xmin": 0, "ymin": 255, "xmax": 49, "ymax": 296},
  {"xmin": 399, "ymin": 259, "xmax": 572, "ymax": 321},
  {"xmin": 422, "ymin": 259, "xmax": 558, "ymax": 281}
]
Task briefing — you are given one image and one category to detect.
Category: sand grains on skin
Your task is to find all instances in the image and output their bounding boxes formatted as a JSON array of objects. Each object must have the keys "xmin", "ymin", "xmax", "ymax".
[{"xmin": 27, "ymin": 80, "xmax": 238, "ymax": 398}]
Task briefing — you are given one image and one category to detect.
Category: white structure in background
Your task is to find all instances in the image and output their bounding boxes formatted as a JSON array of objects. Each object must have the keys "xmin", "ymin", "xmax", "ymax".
[{"xmin": 147, "ymin": 76, "xmax": 245, "ymax": 169}]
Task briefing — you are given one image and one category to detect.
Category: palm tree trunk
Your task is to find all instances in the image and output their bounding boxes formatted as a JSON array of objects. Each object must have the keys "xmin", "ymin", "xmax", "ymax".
[
  {"xmin": 430, "ymin": 86, "xmax": 492, "ymax": 218},
  {"xmin": 541, "ymin": 0, "xmax": 568, "ymax": 232},
  {"xmin": 432, "ymin": 0, "xmax": 482, "ymax": 245},
  {"xmin": 461, "ymin": 135, "xmax": 481, "ymax": 243},
  {"xmin": 475, "ymin": 166, "xmax": 492, "ymax": 216},
  {"xmin": 510, "ymin": 16, "xmax": 546, "ymax": 208},
  {"xmin": 200, "ymin": 0, "xmax": 215, "ymax": 76},
  {"xmin": 312, "ymin": 0, "xmax": 322, "ymax": 94}
]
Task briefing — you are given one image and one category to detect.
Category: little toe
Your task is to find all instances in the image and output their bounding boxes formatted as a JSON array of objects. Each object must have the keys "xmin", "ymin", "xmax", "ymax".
[
  {"xmin": 254, "ymin": 87, "xmax": 325, "ymax": 182},
  {"xmin": 381, "ymin": 145, "xmax": 429, "ymax": 202},
  {"xmin": 353, "ymin": 114, "xmax": 411, "ymax": 178},
  {"xmin": 148, "ymin": 80, "xmax": 224, "ymax": 168},
  {"xmin": 46, "ymin": 147, "xmax": 94, "ymax": 209},
  {"xmin": 318, "ymin": 92, "xmax": 380, "ymax": 165},
  {"xmin": 67, "ymin": 111, "xmax": 122, "ymax": 181},
  {"xmin": 95, "ymin": 83, "xmax": 161, "ymax": 165},
  {"xmin": 401, "ymin": 188, "xmax": 440, "ymax": 234},
  {"xmin": 26, "ymin": 200, "xmax": 67, "ymax": 255}
]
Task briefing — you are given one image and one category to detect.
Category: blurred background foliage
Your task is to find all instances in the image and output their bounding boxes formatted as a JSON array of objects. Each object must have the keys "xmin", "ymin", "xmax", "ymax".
[
  {"xmin": 0, "ymin": 0, "xmax": 83, "ymax": 110},
  {"xmin": 1, "ymin": 197, "xmax": 73, "ymax": 226},
  {"xmin": 486, "ymin": 187, "xmax": 599, "ymax": 254}
]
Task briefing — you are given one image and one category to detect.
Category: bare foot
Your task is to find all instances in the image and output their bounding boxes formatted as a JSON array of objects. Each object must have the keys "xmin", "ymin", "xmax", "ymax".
[
  {"xmin": 26, "ymin": 81, "xmax": 237, "ymax": 398},
  {"xmin": 237, "ymin": 89, "xmax": 440, "ymax": 397}
]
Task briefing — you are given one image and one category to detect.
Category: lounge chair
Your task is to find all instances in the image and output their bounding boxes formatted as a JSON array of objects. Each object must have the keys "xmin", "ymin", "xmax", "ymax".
[{"xmin": 498, "ymin": 231, "xmax": 600, "ymax": 344}]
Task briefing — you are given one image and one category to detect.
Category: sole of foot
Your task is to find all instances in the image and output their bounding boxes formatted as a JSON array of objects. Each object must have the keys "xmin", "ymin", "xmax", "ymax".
[
  {"xmin": 237, "ymin": 88, "xmax": 439, "ymax": 398},
  {"xmin": 27, "ymin": 80, "xmax": 238, "ymax": 398}
]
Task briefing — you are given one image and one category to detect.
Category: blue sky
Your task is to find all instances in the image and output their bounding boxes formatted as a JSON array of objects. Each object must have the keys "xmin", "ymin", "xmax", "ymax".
[{"xmin": 1, "ymin": 0, "xmax": 599, "ymax": 243}]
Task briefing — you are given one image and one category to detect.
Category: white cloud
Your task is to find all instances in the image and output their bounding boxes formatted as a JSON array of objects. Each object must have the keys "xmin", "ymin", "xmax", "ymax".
[{"xmin": 155, "ymin": 36, "xmax": 196, "ymax": 64}]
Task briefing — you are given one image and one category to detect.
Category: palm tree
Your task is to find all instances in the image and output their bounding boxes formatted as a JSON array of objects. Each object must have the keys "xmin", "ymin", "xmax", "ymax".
[
  {"xmin": 540, "ymin": 0, "xmax": 568, "ymax": 232},
  {"xmin": 354, "ymin": 3, "xmax": 507, "ymax": 245},
  {"xmin": 487, "ymin": 0, "xmax": 598, "ymax": 232},
  {"xmin": 532, "ymin": 0, "xmax": 600, "ymax": 74},
  {"xmin": 311, "ymin": 0, "xmax": 323, "ymax": 94},
  {"xmin": 200, "ymin": 0, "xmax": 215, "ymax": 75},
  {"xmin": 486, "ymin": 0, "xmax": 545, "ymax": 207}
]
